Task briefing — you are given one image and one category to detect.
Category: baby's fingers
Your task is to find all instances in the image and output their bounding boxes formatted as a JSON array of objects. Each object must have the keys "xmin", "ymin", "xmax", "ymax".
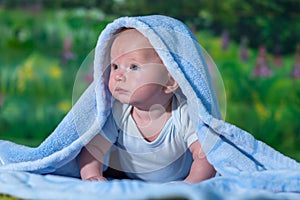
[{"xmin": 86, "ymin": 176, "xmax": 108, "ymax": 181}]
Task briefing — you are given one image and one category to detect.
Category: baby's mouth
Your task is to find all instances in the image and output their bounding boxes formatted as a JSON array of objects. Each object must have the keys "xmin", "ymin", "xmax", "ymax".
[{"xmin": 114, "ymin": 87, "xmax": 128, "ymax": 94}]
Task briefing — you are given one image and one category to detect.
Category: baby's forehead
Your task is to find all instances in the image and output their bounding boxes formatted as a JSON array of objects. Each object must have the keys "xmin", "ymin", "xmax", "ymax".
[
  {"xmin": 112, "ymin": 29, "xmax": 153, "ymax": 49},
  {"xmin": 111, "ymin": 48, "xmax": 162, "ymax": 65},
  {"xmin": 126, "ymin": 48, "xmax": 159, "ymax": 59},
  {"xmin": 111, "ymin": 29, "xmax": 161, "ymax": 60}
]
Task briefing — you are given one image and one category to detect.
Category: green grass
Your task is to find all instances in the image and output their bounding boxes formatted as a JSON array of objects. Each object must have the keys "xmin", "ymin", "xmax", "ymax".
[{"xmin": 0, "ymin": 194, "xmax": 19, "ymax": 200}]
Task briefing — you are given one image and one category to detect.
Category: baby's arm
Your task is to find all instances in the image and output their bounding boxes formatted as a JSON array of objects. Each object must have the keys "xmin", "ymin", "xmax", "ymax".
[
  {"xmin": 184, "ymin": 141, "xmax": 216, "ymax": 184},
  {"xmin": 80, "ymin": 134, "xmax": 112, "ymax": 181}
]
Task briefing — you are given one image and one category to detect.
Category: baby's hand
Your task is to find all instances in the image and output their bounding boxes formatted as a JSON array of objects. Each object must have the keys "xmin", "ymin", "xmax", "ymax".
[{"xmin": 84, "ymin": 175, "xmax": 107, "ymax": 181}]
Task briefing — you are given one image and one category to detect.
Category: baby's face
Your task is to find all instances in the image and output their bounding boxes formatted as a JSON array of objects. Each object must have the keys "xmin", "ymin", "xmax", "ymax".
[{"xmin": 108, "ymin": 29, "xmax": 172, "ymax": 109}]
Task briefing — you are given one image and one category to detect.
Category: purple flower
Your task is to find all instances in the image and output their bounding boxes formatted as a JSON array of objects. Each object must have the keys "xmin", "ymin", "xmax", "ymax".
[
  {"xmin": 84, "ymin": 73, "xmax": 94, "ymax": 84},
  {"xmin": 61, "ymin": 36, "xmax": 75, "ymax": 64},
  {"xmin": 292, "ymin": 63, "xmax": 300, "ymax": 79},
  {"xmin": 221, "ymin": 30, "xmax": 230, "ymax": 51},
  {"xmin": 253, "ymin": 45, "xmax": 272, "ymax": 77},
  {"xmin": 239, "ymin": 36, "xmax": 249, "ymax": 61},
  {"xmin": 291, "ymin": 44, "xmax": 300, "ymax": 79},
  {"xmin": 253, "ymin": 64, "xmax": 273, "ymax": 77},
  {"xmin": 84, "ymin": 67, "xmax": 94, "ymax": 84}
]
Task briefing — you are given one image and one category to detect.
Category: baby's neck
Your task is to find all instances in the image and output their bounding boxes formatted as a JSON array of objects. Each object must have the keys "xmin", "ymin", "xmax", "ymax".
[{"xmin": 131, "ymin": 99, "xmax": 172, "ymax": 142}]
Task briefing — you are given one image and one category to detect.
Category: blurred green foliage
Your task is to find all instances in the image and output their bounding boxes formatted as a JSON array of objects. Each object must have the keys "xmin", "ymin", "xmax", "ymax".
[
  {"xmin": 3, "ymin": 0, "xmax": 299, "ymax": 54},
  {"xmin": 0, "ymin": 6, "xmax": 299, "ymax": 161},
  {"xmin": 0, "ymin": 8, "xmax": 110, "ymax": 145},
  {"xmin": 198, "ymin": 31, "xmax": 300, "ymax": 161}
]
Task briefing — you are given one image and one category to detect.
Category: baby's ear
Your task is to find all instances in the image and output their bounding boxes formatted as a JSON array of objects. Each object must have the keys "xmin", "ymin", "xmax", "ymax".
[{"xmin": 164, "ymin": 74, "xmax": 179, "ymax": 94}]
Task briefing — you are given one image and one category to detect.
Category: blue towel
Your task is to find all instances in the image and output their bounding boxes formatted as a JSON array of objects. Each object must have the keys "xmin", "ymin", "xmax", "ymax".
[{"xmin": 0, "ymin": 15, "xmax": 299, "ymax": 199}]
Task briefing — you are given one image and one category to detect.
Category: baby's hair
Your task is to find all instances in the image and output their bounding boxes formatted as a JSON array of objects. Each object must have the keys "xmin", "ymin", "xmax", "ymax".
[{"xmin": 114, "ymin": 27, "xmax": 134, "ymax": 35}]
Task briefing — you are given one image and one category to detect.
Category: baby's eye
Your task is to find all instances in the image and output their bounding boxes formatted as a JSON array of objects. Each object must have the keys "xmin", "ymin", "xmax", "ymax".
[
  {"xmin": 111, "ymin": 64, "xmax": 118, "ymax": 70},
  {"xmin": 130, "ymin": 65, "xmax": 140, "ymax": 71}
]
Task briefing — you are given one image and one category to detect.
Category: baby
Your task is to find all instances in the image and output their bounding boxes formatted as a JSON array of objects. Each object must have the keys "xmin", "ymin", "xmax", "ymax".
[{"xmin": 79, "ymin": 28, "xmax": 216, "ymax": 183}]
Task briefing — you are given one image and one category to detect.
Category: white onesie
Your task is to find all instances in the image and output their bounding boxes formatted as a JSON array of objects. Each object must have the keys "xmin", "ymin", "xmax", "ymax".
[{"xmin": 101, "ymin": 95, "xmax": 198, "ymax": 182}]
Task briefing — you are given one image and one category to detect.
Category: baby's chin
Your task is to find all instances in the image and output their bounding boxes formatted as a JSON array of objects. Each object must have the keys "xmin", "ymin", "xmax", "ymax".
[
  {"xmin": 112, "ymin": 96, "xmax": 130, "ymax": 105},
  {"xmin": 112, "ymin": 93, "xmax": 152, "ymax": 108},
  {"xmin": 116, "ymin": 99, "xmax": 129, "ymax": 104}
]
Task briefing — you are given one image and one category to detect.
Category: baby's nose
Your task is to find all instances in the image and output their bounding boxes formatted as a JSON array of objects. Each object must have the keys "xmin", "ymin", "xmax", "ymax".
[{"xmin": 115, "ymin": 71, "xmax": 125, "ymax": 81}]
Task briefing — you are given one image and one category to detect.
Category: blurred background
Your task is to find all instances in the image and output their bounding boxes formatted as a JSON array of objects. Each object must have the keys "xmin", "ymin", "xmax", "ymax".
[{"xmin": 0, "ymin": 0, "xmax": 299, "ymax": 161}]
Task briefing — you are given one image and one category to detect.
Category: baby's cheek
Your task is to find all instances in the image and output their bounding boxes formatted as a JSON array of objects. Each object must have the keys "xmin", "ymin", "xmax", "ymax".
[{"xmin": 108, "ymin": 80, "xmax": 115, "ymax": 93}]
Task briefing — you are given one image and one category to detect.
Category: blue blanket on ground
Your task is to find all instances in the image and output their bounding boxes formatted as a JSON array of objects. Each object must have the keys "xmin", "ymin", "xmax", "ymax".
[{"xmin": 0, "ymin": 15, "xmax": 299, "ymax": 199}]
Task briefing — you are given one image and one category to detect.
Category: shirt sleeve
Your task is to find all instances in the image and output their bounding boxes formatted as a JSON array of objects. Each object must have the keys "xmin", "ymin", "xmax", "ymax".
[
  {"xmin": 184, "ymin": 120, "xmax": 198, "ymax": 147},
  {"xmin": 177, "ymin": 100, "xmax": 198, "ymax": 147}
]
